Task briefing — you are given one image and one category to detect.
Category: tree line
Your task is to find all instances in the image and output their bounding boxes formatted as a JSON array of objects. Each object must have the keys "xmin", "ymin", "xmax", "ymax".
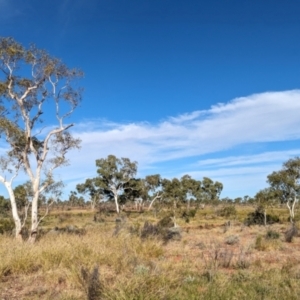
[{"xmin": 74, "ymin": 154, "xmax": 223, "ymax": 213}]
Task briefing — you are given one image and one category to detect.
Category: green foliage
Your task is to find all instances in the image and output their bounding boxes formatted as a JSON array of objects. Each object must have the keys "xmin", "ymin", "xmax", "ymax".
[
  {"xmin": 244, "ymin": 206, "xmax": 280, "ymax": 226},
  {"xmin": 267, "ymin": 157, "xmax": 300, "ymax": 223},
  {"xmin": 0, "ymin": 218, "xmax": 14, "ymax": 234},
  {"xmin": 157, "ymin": 214, "xmax": 174, "ymax": 228},
  {"xmin": 181, "ymin": 208, "xmax": 197, "ymax": 223},
  {"xmin": 0, "ymin": 196, "xmax": 10, "ymax": 216},
  {"xmin": 255, "ymin": 235, "xmax": 266, "ymax": 251},
  {"xmin": 216, "ymin": 205, "xmax": 237, "ymax": 218},
  {"xmin": 141, "ymin": 215, "xmax": 181, "ymax": 243},
  {"xmin": 265, "ymin": 230, "xmax": 280, "ymax": 240},
  {"xmin": 13, "ymin": 184, "xmax": 29, "ymax": 210},
  {"xmin": 201, "ymin": 177, "xmax": 223, "ymax": 201}
]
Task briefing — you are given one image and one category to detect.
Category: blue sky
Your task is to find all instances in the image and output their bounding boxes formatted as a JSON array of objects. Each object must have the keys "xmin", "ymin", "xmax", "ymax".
[{"xmin": 1, "ymin": 0, "xmax": 300, "ymax": 199}]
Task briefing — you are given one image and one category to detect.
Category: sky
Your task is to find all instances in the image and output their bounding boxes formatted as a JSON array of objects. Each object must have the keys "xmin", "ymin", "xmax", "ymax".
[{"xmin": 1, "ymin": 0, "xmax": 300, "ymax": 199}]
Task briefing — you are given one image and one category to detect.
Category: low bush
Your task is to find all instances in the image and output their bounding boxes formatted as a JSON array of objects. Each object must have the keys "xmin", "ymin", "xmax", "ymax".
[
  {"xmin": 0, "ymin": 218, "xmax": 14, "ymax": 235},
  {"xmin": 244, "ymin": 206, "xmax": 279, "ymax": 226},
  {"xmin": 140, "ymin": 218, "xmax": 181, "ymax": 243},
  {"xmin": 225, "ymin": 235, "xmax": 239, "ymax": 245},
  {"xmin": 157, "ymin": 214, "xmax": 174, "ymax": 228},
  {"xmin": 285, "ymin": 225, "xmax": 298, "ymax": 243},
  {"xmin": 265, "ymin": 230, "xmax": 280, "ymax": 240},
  {"xmin": 217, "ymin": 205, "xmax": 237, "ymax": 218}
]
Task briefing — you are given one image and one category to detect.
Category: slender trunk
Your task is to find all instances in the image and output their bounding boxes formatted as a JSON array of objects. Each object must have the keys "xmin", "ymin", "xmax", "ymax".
[
  {"xmin": 263, "ymin": 208, "xmax": 267, "ymax": 227},
  {"xmin": 148, "ymin": 194, "xmax": 160, "ymax": 210},
  {"xmin": 114, "ymin": 194, "xmax": 120, "ymax": 215},
  {"xmin": 291, "ymin": 196, "xmax": 297, "ymax": 223},
  {"xmin": 91, "ymin": 196, "xmax": 96, "ymax": 210},
  {"xmin": 287, "ymin": 201, "xmax": 294, "ymax": 224},
  {"xmin": 28, "ymin": 181, "xmax": 40, "ymax": 243},
  {"xmin": 173, "ymin": 200, "xmax": 177, "ymax": 227},
  {"xmin": 187, "ymin": 199, "xmax": 190, "ymax": 211},
  {"xmin": 6, "ymin": 183, "xmax": 23, "ymax": 241}
]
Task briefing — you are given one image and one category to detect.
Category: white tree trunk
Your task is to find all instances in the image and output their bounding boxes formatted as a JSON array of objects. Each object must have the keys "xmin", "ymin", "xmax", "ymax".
[
  {"xmin": 114, "ymin": 194, "xmax": 120, "ymax": 215},
  {"xmin": 287, "ymin": 198, "xmax": 297, "ymax": 224},
  {"xmin": 148, "ymin": 194, "xmax": 161, "ymax": 210},
  {"xmin": 91, "ymin": 196, "xmax": 97, "ymax": 210},
  {"xmin": 6, "ymin": 182, "xmax": 23, "ymax": 241},
  {"xmin": 28, "ymin": 180, "xmax": 40, "ymax": 243}
]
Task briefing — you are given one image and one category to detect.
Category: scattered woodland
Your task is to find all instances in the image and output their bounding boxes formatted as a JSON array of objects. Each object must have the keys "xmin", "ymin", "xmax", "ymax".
[{"xmin": 1, "ymin": 37, "xmax": 300, "ymax": 299}]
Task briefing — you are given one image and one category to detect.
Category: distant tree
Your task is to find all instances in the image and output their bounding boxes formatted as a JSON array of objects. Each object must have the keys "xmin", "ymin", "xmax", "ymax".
[
  {"xmin": 0, "ymin": 195, "xmax": 10, "ymax": 215},
  {"xmin": 254, "ymin": 188, "xmax": 276, "ymax": 226},
  {"xmin": 234, "ymin": 197, "xmax": 243, "ymax": 205},
  {"xmin": 161, "ymin": 178, "xmax": 186, "ymax": 227},
  {"xmin": 267, "ymin": 157, "xmax": 300, "ymax": 223},
  {"xmin": 144, "ymin": 174, "xmax": 162, "ymax": 210},
  {"xmin": 180, "ymin": 175, "xmax": 201, "ymax": 209},
  {"xmin": 76, "ymin": 179, "xmax": 102, "ymax": 210},
  {"xmin": 94, "ymin": 155, "xmax": 138, "ymax": 214},
  {"xmin": 0, "ymin": 37, "xmax": 82, "ymax": 242},
  {"xmin": 68, "ymin": 190, "xmax": 79, "ymax": 207},
  {"xmin": 201, "ymin": 177, "xmax": 223, "ymax": 204}
]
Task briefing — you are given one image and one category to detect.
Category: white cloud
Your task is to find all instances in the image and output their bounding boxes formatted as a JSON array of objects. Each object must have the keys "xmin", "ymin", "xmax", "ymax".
[
  {"xmin": 0, "ymin": 90, "xmax": 299, "ymax": 199},
  {"xmin": 47, "ymin": 89, "xmax": 300, "ymax": 198},
  {"xmin": 195, "ymin": 150, "xmax": 300, "ymax": 168},
  {"xmin": 71, "ymin": 90, "xmax": 300, "ymax": 164}
]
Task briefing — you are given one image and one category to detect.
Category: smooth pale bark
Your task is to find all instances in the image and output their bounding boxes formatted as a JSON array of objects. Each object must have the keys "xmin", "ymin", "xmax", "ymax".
[
  {"xmin": 28, "ymin": 192, "xmax": 39, "ymax": 243},
  {"xmin": 147, "ymin": 194, "xmax": 161, "ymax": 210},
  {"xmin": 0, "ymin": 175, "xmax": 23, "ymax": 241},
  {"xmin": 287, "ymin": 196, "xmax": 298, "ymax": 224},
  {"xmin": 7, "ymin": 182, "xmax": 23, "ymax": 241},
  {"xmin": 114, "ymin": 194, "xmax": 120, "ymax": 215}
]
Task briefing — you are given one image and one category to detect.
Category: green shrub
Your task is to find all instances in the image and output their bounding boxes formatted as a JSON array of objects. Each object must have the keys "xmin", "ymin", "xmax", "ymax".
[
  {"xmin": 244, "ymin": 206, "xmax": 279, "ymax": 226},
  {"xmin": 181, "ymin": 209, "xmax": 197, "ymax": 223},
  {"xmin": 217, "ymin": 205, "xmax": 237, "ymax": 218},
  {"xmin": 255, "ymin": 235, "xmax": 266, "ymax": 251},
  {"xmin": 0, "ymin": 218, "xmax": 14, "ymax": 234},
  {"xmin": 157, "ymin": 214, "xmax": 174, "ymax": 228},
  {"xmin": 265, "ymin": 230, "xmax": 280, "ymax": 240}
]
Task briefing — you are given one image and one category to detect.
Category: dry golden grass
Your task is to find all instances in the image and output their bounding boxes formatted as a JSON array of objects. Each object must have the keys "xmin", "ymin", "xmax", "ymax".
[{"xmin": 1, "ymin": 206, "xmax": 300, "ymax": 299}]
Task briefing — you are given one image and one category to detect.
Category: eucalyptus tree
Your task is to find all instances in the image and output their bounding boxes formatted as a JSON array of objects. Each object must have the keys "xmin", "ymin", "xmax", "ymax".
[
  {"xmin": 0, "ymin": 37, "xmax": 82, "ymax": 241},
  {"xmin": 254, "ymin": 188, "xmax": 276, "ymax": 226},
  {"xmin": 94, "ymin": 155, "xmax": 138, "ymax": 214},
  {"xmin": 267, "ymin": 157, "xmax": 300, "ymax": 223},
  {"xmin": 181, "ymin": 174, "xmax": 201, "ymax": 209},
  {"xmin": 144, "ymin": 174, "xmax": 162, "ymax": 210},
  {"xmin": 161, "ymin": 178, "xmax": 186, "ymax": 226},
  {"xmin": 201, "ymin": 177, "xmax": 223, "ymax": 204},
  {"xmin": 76, "ymin": 178, "xmax": 103, "ymax": 210}
]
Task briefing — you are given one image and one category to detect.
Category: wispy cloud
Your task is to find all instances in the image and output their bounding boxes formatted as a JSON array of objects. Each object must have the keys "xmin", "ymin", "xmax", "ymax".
[
  {"xmin": 195, "ymin": 150, "xmax": 300, "ymax": 168},
  {"xmin": 71, "ymin": 90, "xmax": 300, "ymax": 163},
  {"xmin": 1, "ymin": 90, "xmax": 299, "ymax": 199},
  {"xmin": 50, "ymin": 89, "xmax": 300, "ymax": 198}
]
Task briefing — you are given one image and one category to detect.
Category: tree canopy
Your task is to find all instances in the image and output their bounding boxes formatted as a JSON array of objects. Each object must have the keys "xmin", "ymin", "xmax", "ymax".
[{"xmin": 0, "ymin": 37, "xmax": 82, "ymax": 241}]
